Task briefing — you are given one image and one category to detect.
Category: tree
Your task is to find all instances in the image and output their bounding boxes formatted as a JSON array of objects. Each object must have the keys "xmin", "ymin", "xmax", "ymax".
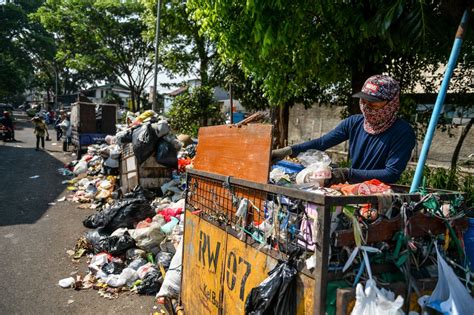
[
  {"xmin": 167, "ymin": 86, "xmax": 223, "ymax": 136},
  {"xmin": 188, "ymin": 0, "xmax": 473, "ymax": 146},
  {"xmin": 0, "ymin": 0, "xmax": 50, "ymax": 102},
  {"xmin": 35, "ymin": 0, "xmax": 154, "ymax": 111}
]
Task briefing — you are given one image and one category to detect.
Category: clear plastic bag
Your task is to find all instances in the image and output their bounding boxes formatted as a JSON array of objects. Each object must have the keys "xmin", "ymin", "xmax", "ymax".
[{"xmin": 295, "ymin": 150, "xmax": 332, "ymax": 186}]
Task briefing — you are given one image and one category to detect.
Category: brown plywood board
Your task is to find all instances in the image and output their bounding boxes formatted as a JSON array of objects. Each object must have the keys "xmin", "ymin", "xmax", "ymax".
[{"xmin": 193, "ymin": 124, "xmax": 273, "ymax": 184}]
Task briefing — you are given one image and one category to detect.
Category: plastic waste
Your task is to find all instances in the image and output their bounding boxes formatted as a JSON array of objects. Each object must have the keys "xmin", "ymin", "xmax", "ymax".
[
  {"xmin": 155, "ymin": 252, "xmax": 174, "ymax": 269},
  {"xmin": 83, "ymin": 188, "xmax": 154, "ymax": 233},
  {"xmin": 116, "ymin": 129, "xmax": 133, "ymax": 144},
  {"xmin": 137, "ymin": 262, "xmax": 155, "ymax": 279},
  {"xmin": 426, "ymin": 244, "xmax": 474, "ymax": 315},
  {"xmin": 128, "ymin": 257, "xmax": 148, "ymax": 270},
  {"xmin": 58, "ymin": 277, "xmax": 75, "ymax": 288},
  {"xmin": 156, "ymin": 239, "xmax": 183, "ymax": 298},
  {"xmin": 132, "ymin": 123, "xmax": 159, "ymax": 165},
  {"xmin": 88, "ymin": 253, "xmax": 110, "ymax": 272},
  {"xmin": 151, "ymin": 120, "xmax": 170, "ymax": 138},
  {"xmin": 97, "ymin": 232, "xmax": 136, "ymax": 255},
  {"xmin": 160, "ymin": 217, "xmax": 179, "ymax": 234},
  {"xmin": 155, "ymin": 138, "xmax": 178, "ymax": 168},
  {"xmin": 73, "ymin": 160, "xmax": 88, "ymax": 175},
  {"xmin": 137, "ymin": 269, "xmax": 162, "ymax": 295},
  {"xmin": 349, "ymin": 248, "xmax": 403, "ymax": 315},
  {"xmin": 130, "ymin": 221, "xmax": 166, "ymax": 252},
  {"xmin": 244, "ymin": 249, "xmax": 300, "ymax": 315},
  {"xmin": 295, "ymin": 150, "xmax": 332, "ymax": 186},
  {"xmin": 126, "ymin": 248, "xmax": 147, "ymax": 262},
  {"xmin": 106, "ymin": 267, "xmax": 138, "ymax": 287},
  {"xmin": 102, "ymin": 262, "xmax": 125, "ymax": 275}
]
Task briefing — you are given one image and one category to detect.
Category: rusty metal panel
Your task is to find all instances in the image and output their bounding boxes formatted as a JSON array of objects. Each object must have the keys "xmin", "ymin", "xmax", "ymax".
[
  {"xmin": 181, "ymin": 213, "xmax": 227, "ymax": 314},
  {"xmin": 193, "ymin": 124, "xmax": 273, "ymax": 184}
]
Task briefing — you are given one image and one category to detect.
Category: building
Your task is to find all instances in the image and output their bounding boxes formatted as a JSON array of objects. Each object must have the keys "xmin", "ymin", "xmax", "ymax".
[{"xmin": 83, "ymin": 83, "xmax": 131, "ymax": 106}]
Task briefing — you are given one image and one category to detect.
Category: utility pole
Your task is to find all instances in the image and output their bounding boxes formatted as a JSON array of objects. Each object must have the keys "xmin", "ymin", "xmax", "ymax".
[{"xmin": 152, "ymin": 0, "xmax": 163, "ymax": 113}]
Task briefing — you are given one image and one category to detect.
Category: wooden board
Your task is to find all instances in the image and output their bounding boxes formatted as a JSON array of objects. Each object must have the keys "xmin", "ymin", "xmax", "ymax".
[
  {"xmin": 193, "ymin": 124, "xmax": 273, "ymax": 184},
  {"xmin": 181, "ymin": 211, "xmax": 315, "ymax": 315}
]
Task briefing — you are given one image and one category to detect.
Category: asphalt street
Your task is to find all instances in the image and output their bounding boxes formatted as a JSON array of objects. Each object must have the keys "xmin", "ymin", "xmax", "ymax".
[{"xmin": 0, "ymin": 113, "xmax": 154, "ymax": 314}]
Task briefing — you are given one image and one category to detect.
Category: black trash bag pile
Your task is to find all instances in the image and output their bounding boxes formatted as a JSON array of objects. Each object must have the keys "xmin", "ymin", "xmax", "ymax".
[
  {"xmin": 97, "ymin": 232, "xmax": 136, "ymax": 255},
  {"xmin": 132, "ymin": 123, "xmax": 159, "ymax": 165},
  {"xmin": 244, "ymin": 249, "xmax": 301, "ymax": 315},
  {"xmin": 155, "ymin": 138, "xmax": 178, "ymax": 169},
  {"xmin": 83, "ymin": 187, "xmax": 154, "ymax": 233},
  {"xmin": 136, "ymin": 268, "xmax": 163, "ymax": 295}
]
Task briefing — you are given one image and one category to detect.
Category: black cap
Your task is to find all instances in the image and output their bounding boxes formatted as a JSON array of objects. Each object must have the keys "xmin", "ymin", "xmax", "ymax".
[{"xmin": 352, "ymin": 91, "xmax": 384, "ymax": 102}]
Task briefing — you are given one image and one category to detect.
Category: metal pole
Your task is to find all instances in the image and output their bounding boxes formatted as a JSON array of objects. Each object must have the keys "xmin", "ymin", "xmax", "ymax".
[
  {"xmin": 410, "ymin": 8, "xmax": 470, "ymax": 193},
  {"xmin": 55, "ymin": 67, "xmax": 58, "ymax": 110},
  {"xmin": 152, "ymin": 0, "xmax": 162, "ymax": 113},
  {"xmin": 229, "ymin": 84, "xmax": 234, "ymax": 124}
]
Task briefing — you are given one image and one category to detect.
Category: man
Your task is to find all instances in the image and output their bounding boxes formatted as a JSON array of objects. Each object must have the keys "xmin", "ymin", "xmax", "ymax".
[
  {"xmin": 272, "ymin": 74, "xmax": 416, "ymax": 185},
  {"xmin": 0, "ymin": 111, "xmax": 16, "ymax": 141},
  {"xmin": 54, "ymin": 110, "xmax": 66, "ymax": 141},
  {"xmin": 59, "ymin": 114, "xmax": 72, "ymax": 152}
]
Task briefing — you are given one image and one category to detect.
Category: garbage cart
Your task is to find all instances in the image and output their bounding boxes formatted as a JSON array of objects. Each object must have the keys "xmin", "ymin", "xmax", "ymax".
[
  {"xmin": 178, "ymin": 124, "xmax": 468, "ymax": 315},
  {"xmin": 70, "ymin": 101, "xmax": 117, "ymax": 157}
]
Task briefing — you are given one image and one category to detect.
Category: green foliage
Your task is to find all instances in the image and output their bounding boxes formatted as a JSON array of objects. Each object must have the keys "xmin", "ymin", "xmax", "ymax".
[
  {"xmin": 0, "ymin": 0, "xmax": 51, "ymax": 101},
  {"xmin": 167, "ymin": 86, "xmax": 223, "ymax": 137},
  {"xmin": 398, "ymin": 167, "xmax": 473, "ymax": 207},
  {"xmin": 188, "ymin": 0, "xmax": 470, "ymax": 110},
  {"xmin": 34, "ymin": 0, "xmax": 154, "ymax": 111}
]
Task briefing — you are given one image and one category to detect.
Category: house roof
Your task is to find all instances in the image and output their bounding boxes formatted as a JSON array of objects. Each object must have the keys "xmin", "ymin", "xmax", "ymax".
[{"xmin": 167, "ymin": 85, "xmax": 189, "ymax": 97}]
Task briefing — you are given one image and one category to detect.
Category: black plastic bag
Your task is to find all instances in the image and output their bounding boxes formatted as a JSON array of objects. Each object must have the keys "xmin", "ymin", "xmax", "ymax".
[
  {"xmin": 102, "ymin": 262, "xmax": 125, "ymax": 275},
  {"xmin": 244, "ymin": 249, "xmax": 301, "ymax": 315},
  {"xmin": 83, "ymin": 188, "xmax": 154, "ymax": 233},
  {"xmin": 136, "ymin": 269, "xmax": 163, "ymax": 295},
  {"xmin": 132, "ymin": 123, "xmax": 158, "ymax": 164},
  {"xmin": 97, "ymin": 233, "xmax": 136, "ymax": 255},
  {"xmin": 155, "ymin": 138, "xmax": 178, "ymax": 168}
]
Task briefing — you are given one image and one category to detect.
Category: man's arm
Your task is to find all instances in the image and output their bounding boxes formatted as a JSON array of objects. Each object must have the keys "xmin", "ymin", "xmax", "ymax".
[{"xmin": 290, "ymin": 118, "xmax": 351, "ymax": 156}]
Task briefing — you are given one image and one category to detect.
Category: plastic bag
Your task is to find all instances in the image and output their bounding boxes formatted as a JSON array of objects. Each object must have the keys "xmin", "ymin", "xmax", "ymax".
[
  {"xmin": 151, "ymin": 120, "xmax": 170, "ymax": 138},
  {"xmin": 102, "ymin": 261, "xmax": 125, "ymax": 275},
  {"xmin": 132, "ymin": 123, "xmax": 159, "ymax": 164},
  {"xmin": 155, "ymin": 138, "xmax": 178, "ymax": 168},
  {"xmin": 97, "ymin": 232, "xmax": 136, "ymax": 255},
  {"xmin": 157, "ymin": 239, "xmax": 183, "ymax": 298},
  {"xmin": 295, "ymin": 150, "xmax": 332, "ymax": 186},
  {"xmin": 83, "ymin": 188, "xmax": 154, "ymax": 233},
  {"xmin": 130, "ymin": 221, "xmax": 166, "ymax": 253},
  {"xmin": 350, "ymin": 249, "xmax": 404, "ymax": 315},
  {"xmin": 137, "ymin": 269, "xmax": 163, "ymax": 295},
  {"xmin": 245, "ymin": 249, "xmax": 300, "ymax": 315},
  {"xmin": 155, "ymin": 252, "xmax": 174, "ymax": 270},
  {"xmin": 426, "ymin": 244, "xmax": 474, "ymax": 315},
  {"xmin": 128, "ymin": 257, "xmax": 148, "ymax": 270},
  {"xmin": 73, "ymin": 160, "xmax": 88, "ymax": 175}
]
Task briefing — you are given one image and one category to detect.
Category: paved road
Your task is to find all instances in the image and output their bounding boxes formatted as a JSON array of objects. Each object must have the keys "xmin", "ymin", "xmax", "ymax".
[{"xmin": 0, "ymin": 113, "xmax": 154, "ymax": 314}]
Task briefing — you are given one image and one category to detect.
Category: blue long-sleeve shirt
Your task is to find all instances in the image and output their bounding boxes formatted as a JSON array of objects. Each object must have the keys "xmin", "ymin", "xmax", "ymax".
[{"xmin": 291, "ymin": 115, "xmax": 415, "ymax": 183}]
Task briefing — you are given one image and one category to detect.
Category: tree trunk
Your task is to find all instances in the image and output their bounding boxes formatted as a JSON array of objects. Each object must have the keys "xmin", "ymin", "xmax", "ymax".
[
  {"xmin": 450, "ymin": 118, "xmax": 473, "ymax": 171},
  {"xmin": 272, "ymin": 103, "xmax": 290, "ymax": 148},
  {"xmin": 130, "ymin": 91, "xmax": 137, "ymax": 112}
]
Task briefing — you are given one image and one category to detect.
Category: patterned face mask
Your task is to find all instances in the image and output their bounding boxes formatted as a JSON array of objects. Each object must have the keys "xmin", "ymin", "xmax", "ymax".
[{"xmin": 358, "ymin": 75, "xmax": 400, "ymax": 135}]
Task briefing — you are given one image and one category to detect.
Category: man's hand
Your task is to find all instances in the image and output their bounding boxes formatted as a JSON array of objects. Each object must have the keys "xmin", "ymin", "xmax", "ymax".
[
  {"xmin": 271, "ymin": 146, "xmax": 292, "ymax": 163},
  {"xmin": 324, "ymin": 168, "xmax": 350, "ymax": 187}
]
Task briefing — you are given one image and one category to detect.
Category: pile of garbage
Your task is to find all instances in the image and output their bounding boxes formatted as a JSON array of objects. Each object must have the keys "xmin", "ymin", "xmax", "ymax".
[{"xmin": 56, "ymin": 110, "xmax": 194, "ymax": 303}]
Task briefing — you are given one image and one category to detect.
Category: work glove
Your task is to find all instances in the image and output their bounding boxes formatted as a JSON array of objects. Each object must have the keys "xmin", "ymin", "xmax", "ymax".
[
  {"xmin": 271, "ymin": 146, "xmax": 292, "ymax": 163},
  {"xmin": 324, "ymin": 168, "xmax": 350, "ymax": 187}
]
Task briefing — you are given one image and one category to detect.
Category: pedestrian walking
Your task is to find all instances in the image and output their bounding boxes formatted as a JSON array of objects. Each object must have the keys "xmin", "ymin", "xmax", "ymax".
[
  {"xmin": 31, "ymin": 116, "xmax": 49, "ymax": 151},
  {"xmin": 54, "ymin": 110, "xmax": 66, "ymax": 141},
  {"xmin": 59, "ymin": 114, "xmax": 72, "ymax": 152}
]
